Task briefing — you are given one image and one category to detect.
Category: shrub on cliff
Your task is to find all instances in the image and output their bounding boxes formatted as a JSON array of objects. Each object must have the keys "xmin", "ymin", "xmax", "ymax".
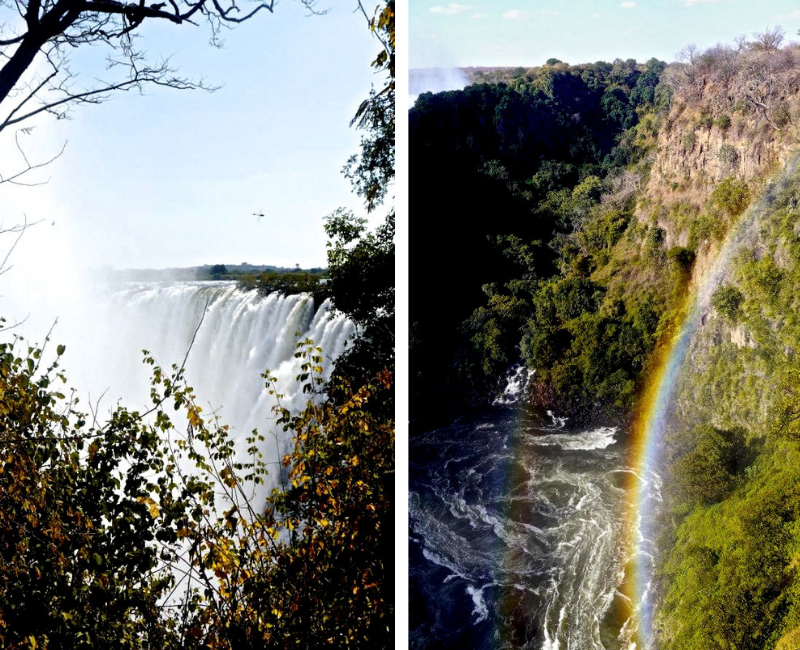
[
  {"xmin": 711, "ymin": 285, "xmax": 744, "ymax": 323},
  {"xmin": 712, "ymin": 176, "xmax": 750, "ymax": 219},
  {"xmin": 673, "ymin": 425, "xmax": 747, "ymax": 505}
]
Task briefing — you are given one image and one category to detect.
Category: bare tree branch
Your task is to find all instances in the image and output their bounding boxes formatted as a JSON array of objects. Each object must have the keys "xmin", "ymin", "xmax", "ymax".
[
  {"xmin": 0, "ymin": 129, "xmax": 64, "ymax": 184},
  {"xmin": 0, "ymin": 215, "xmax": 41, "ymax": 333},
  {"xmin": 0, "ymin": 212, "xmax": 38, "ymax": 274},
  {"xmin": 0, "ymin": 0, "xmax": 321, "ymax": 134}
]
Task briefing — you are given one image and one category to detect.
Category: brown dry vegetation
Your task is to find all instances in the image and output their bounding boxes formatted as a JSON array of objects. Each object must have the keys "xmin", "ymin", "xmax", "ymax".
[{"xmin": 646, "ymin": 37, "xmax": 800, "ymax": 241}]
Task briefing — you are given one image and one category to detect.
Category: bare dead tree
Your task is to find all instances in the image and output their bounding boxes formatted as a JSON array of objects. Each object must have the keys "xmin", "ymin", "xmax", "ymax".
[
  {"xmin": 602, "ymin": 169, "xmax": 641, "ymax": 208},
  {"xmin": 675, "ymin": 43, "xmax": 707, "ymax": 100},
  {"xmin": 0, "ymin": 213, "xmax": 39, "ymax": 275},
  {"xmin": 734, "ymin": 34, "xmax": 750, "ymax": 53},
  {"xmin": 0, "ymin": 214, "xmax": 42, "ymax": 332},
  {"xmin": 740, "ymin": 48, "xmax": 795, "ymax": 130},
  {"xmin": 677, "ymin": 43, "xmax": 700, "ymax": 68},
  {"xmin": 750, "ymin": 26, "xmax": 785, "ymax": 53},
  {"xmin": 0, "ymin": 0, "xmax": 321, "ymax": 135}
]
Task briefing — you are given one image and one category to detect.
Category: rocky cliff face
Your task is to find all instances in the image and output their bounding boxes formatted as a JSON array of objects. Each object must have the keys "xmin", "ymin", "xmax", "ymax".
[
  {"xmin": 650, "ymin": 106, "xmax": 797, "ymax": 200},
  {"xmin": 641, "ymin": 45, "xmax": 800, "ymax": 250},
  {"xmin": 631, "ymin": 45, "xmax": 800, "ymax": 433}
]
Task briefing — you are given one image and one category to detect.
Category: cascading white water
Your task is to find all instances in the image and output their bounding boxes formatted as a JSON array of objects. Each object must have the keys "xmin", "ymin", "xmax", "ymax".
[
  {"xmin": 83, "ymin": 282, "xmax": 353, "ymax": 419},
  {"xmin": 493, "ymin": 364, "xmax": 535, "ymax": 406},
  {"xmin": 4, "ymin": 280, "xmax": 355, "ymax": 496}
]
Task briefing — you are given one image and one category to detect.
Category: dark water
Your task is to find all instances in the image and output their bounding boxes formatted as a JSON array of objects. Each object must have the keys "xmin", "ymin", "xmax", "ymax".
[{"xmin": 409, "ymin": 405, "xmax": 647, "ymax": 650}]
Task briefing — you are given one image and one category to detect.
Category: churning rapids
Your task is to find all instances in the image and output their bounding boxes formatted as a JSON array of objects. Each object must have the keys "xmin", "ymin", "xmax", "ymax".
[
  {"xmin": 409, "ymin": 371, "xmax": 661, "ymax": 650},
  {"xmin": 4, "ymin": 281, "xmax": 354, "ymax": 497}
]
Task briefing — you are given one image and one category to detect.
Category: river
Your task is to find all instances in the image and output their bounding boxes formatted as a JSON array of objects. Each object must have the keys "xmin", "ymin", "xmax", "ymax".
[{"xmin": 409, "ymin": 377, "xmax": 658, "ymax": 649}]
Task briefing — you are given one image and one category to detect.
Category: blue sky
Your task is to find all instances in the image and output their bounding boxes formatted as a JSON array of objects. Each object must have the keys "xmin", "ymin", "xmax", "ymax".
[
  {"xmin": 2, "ymin": 2, "xmax": 380, "ymax": 272},
  {"xmin": 410, "ymin": 0, "xmax": 800, "ymax": 69}
]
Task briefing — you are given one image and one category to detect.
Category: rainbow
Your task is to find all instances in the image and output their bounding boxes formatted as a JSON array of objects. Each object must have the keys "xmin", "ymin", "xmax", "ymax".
[{"xmin": 624, "ymin": 152, "xmax": 800, "ymax": 646}]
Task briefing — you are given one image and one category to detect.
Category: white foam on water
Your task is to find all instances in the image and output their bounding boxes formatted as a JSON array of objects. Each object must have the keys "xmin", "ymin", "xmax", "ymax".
[
  {"xmin": 410, "ymin": 410, "xmax": 635, "ymax": 650},
  {"xmin": 527, "ymin": 427, "xmax": 618, "ymax": 451},
  {"xmin": 466, "ymin": 584, "xmax": 490, "ymax": 623},
  {"xmin": 545, "ymin": 410, "xmax": 569, "ymax": 430}
]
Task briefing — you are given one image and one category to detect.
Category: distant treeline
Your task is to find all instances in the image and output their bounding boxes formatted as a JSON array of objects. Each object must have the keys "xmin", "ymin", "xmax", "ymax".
[
  {"xmin": 202, "ymin": 263, "xmax": 326, "ymax": 281},
  {"xmin": 110, "ymin": 264, "xmax": 332, "ymax": 308},
  {"xmin": 236, "ymin": 270, "xmax": 330, "ymax": 309},
  {"xmin": 110, "ymin": 263, "xmax": 327, "ymax": 283}
]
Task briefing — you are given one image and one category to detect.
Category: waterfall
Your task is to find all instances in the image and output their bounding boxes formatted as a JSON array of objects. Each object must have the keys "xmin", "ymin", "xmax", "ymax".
[{"xmin": 5, "ymin": 280, "xmax": 355, "ymax": 495}]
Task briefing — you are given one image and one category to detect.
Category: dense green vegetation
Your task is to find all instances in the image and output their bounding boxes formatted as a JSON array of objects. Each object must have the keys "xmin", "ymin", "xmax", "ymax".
[
  {"xmin": 324, "ymin": 209, "xmax": 394, "ymax": 392},
  {"xmin": 411, "ymin": 32, "xmax": 800, "ymax": 421},
  {"xmin": 410, "ymin": 57, "xmax": 676, "ymax": 421},
  {"xmin": 410, "ymin": 42, "xmax": 796, "ymax": 424},
  {"xmin": 659, "ymin": 439, "xmax": 800, "ymax": 650}
]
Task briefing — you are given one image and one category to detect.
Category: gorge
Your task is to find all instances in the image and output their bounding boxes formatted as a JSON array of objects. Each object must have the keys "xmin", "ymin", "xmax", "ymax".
[{"xmin": 410, "ymin": 37, "xmax": 800, "ymax": 649}]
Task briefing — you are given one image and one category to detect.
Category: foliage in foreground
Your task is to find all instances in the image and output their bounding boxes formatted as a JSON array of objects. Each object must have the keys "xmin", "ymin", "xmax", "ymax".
[
  {"xmin": 324, "ymin": 209, "xmax": 395, "ymax": 390},
  {"xmin": 196, "ymin": 348, "xmax": 393, "ymax": 648},
  {"xmin": 0, "ymin": 333, "xmax": 393, "ymax": 649},
  {"xmin": 0, "ymin": 338, "xmax": 185, "ymax": 648}
]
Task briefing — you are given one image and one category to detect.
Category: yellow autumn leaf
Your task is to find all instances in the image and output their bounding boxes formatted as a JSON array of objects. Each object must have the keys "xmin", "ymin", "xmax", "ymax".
[
  {"xmin": 188, "ymin": 406, "xmax": 202, "ymax": 427},
  {"xmin": 137, "ymin": 496, "xmax": 160, "ymax": 518}
]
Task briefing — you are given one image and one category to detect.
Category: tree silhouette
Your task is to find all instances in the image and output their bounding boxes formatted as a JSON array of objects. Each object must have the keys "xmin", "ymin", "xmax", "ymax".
[{"xmin": 0, "ymin": 0, "xmax": 319, "ymax": 133}]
